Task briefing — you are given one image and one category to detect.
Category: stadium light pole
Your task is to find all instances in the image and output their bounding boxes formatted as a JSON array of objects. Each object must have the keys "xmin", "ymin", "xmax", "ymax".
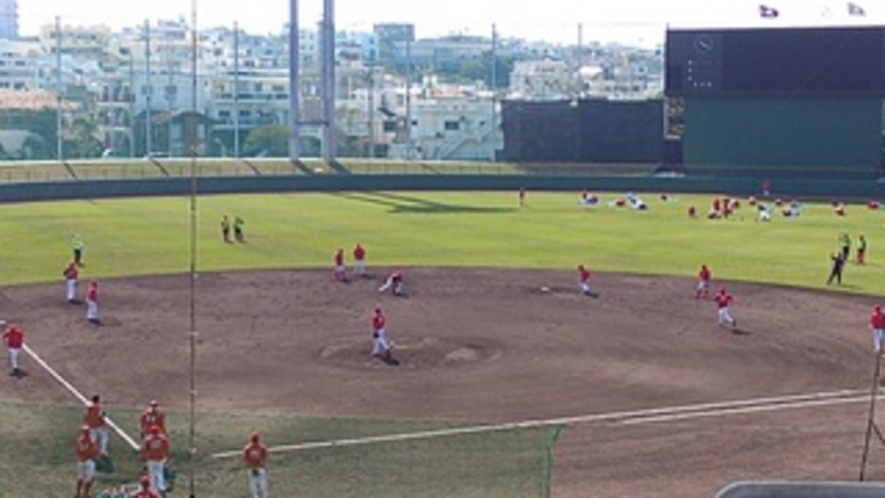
[
  {"xmin": 288, "ymin": 0, "xmax": 301, "ymax": 161},
  {"xmin": 233, "ymin": 21, "xmax": 240, "ymax": 158},
  {"xmin": 321, "ymin": 0, "xmax": 336, "ymax": 162},
  {"xmin": 490, "ymin": 23, "xmax": 497, "ymax": 162},
  {"xmin": 145, "ymin": 19, "xmax": 153, "ymax": 157},
  {"xmin": 54, "ymin": 16, "xmax": 62, "ymax": 162}
]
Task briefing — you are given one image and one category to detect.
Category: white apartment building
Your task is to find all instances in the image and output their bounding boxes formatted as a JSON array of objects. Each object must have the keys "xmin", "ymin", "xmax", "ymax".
[
  {"xmin": 0, "ymin": 39, "xmax": 44, "ymax": 90},
  {"xmin": 0, "ymin": 0, "xmax": 17, "ymax": 40},
  {"xmin": 39, "ymin": 23, "xmax": 111, "ymax": 58},
  {"xmin": 508, "ymin": 59, "xmax": 576, "ymax": 101}
]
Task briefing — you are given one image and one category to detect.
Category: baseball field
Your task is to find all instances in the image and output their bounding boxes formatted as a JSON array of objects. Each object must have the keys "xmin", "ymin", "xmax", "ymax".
[{"xmin": 2, "ymin": 190, "xmax": 885, "ymax": 497}]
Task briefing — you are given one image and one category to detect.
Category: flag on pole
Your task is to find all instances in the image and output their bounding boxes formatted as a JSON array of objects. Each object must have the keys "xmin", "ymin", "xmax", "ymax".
[
  {"xmin": 759, "ymin": 4, "xmax": 780, "ymax": 18},
  {"xmin": 847, "ymin": 2, "xmax": 866, "ymax": 16}
]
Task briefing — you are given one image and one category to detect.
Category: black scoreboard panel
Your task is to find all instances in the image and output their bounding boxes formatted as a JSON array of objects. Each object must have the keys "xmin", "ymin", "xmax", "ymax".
[{"xmin": 666, "ymin": 27, "xmax": 885, "ymax": 97}]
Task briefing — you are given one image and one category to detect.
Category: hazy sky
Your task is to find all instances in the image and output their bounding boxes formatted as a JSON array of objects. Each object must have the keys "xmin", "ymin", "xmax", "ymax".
[{"xmin": 18, "ymin": 0, "xmax": 885, "ymax": 45}]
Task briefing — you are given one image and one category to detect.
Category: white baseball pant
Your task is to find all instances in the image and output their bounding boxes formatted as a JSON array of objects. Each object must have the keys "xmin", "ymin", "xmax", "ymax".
[
  {"xmin": 7, "ymin": 347, "xmax": 19, "ymax": 373},
  {"xmin": 76, "ymin": 459, "xmax": 96, "ymax": 483},
  {"xmin": 718, "ymin": 308, "xmax": 735, "ymax": 327},
  {"xmin": 147, "ymin": 459, "xmax": 166, "ymax": 492},
  {"xmin": 89, "ymin": 426, "xmax": 109, "ymax": 456},
  {"xmin": 66, "ymin": 278, "xmax": 77, "ymax": 301},
  {"xmin": 86, "ymin": 299, "xmax": 99, "ymax": 321},
  {"xmin": 372, "ymin": 329, "xmax": 390, "ymax": 356},
  {"xmin": 354, "ymin": 259, "xmax": 366, "ymax": 275},
  {"xmin": 873, "ymin": 328, "xmax": 884, "ymax": 353},
  {"xmin": 248, "ymin": 467, "xmax": 269, "ymax": 498},
  {"xmin": 579, "ymin": 281, "xmax": 590, "ymax": 294}
]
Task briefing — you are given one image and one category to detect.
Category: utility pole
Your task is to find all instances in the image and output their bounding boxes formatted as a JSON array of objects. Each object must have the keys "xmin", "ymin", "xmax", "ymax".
[
  {"xmin": 128, "ymin": 52, "xmax": 135, "ymax": 157},
  {"xmin": 490, "ymin": 23, "xmax": 497, "ymax": 162},
  {"xmin": 321, "ymin": 0, "xmax": 336, "ymax": 162},
  {"xmin": 145, "ymin": 19, "xmax": 153, "ymax": 157},
  {"xmin": 288, "ymin": 0, "xmax": 300, "ymax": 161},
  {"xmin": 405, "ymin": 38, "xmax": 412, "ymax": 160},
  {"xmin": 166, "ymin": 26, "xmax": 175, "ymax": 157},
  {"xmin": 233, "ymin": 21, "xmax": 240, "ymax": 158},
  {"xmin": 367, "ymin": 63, "xmax": 374, "ymax": 159},
  {"xmin": 55, "ymin": 16, "xmax": 62, "ymax": 161}
]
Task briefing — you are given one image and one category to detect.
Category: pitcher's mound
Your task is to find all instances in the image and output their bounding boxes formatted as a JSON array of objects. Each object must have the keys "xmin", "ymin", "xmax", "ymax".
[{"xmin": 319, "ymin": 337, "xmax": 503, "ymax": 370}]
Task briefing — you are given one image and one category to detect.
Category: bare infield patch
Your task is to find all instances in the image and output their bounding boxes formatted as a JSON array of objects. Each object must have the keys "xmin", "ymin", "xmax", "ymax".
[{"xmin": 319, "ymin": 336, "xmax": 503, "ymax": 370}]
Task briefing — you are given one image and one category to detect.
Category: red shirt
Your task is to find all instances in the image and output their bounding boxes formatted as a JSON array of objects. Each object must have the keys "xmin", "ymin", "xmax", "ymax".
[
  {"xmin": 142, "ymin": 433, "xmax": 169, "ymax": 461},
  {"xmin": 243, "ymin": 442, "xmax": 268, "ymax": 469},
  {"xmin": 354, "ymin": 245, "xmax": 365, "ymax": 261},
  {"xmin": 715, "ymin": 293, "xmax": 732, "ymax": 309},
  {"xmin": 334, "ymin": 251, "xmax": 344, "ymax": 266},
  {"xmin": 870, "ymin": 311, "xmax": 885, "ymax": 330},
  {"xmin": 87, "ymin": 285, "xmax": 98, "ymax": 302},
  {"xmin": 578, "ymin": 267, "xmax": 590, "ymax": 282},
  {"xmin": 699, "ymin": 266, "xmax": 710, "ymax": 281},
  {"xmin": 84, "ymin": 403, "xmax": 105, "ymax": 429},
  {"xmin": 140, "ymin": 408, "xmax": 167, "ymax": 435},
  {"xmin": 372, "ymin": 312, "xmax": 385, "ymax": 331},
  {"xmin": 75, "ymin": 433, "xmax": 99, "ymax": 462},
  {"xmin": 64, "ymin": 264, "xmax": 78, "ymax": 280},
  {"xmin": 391, "ymin": 272, "xmax": 401, "ymax": 283},
  {"xmin": 3, "ymin": 327, "xmax": 23, "ymax": 349},
  {"xmin": 132, "ymin": 487, "xmax": 162, "ymax": 498}
]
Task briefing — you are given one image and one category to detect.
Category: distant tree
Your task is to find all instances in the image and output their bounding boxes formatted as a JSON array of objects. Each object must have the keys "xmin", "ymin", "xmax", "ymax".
[
  {"xmin": 64, "ymin": 116, "xmax": 103, "ymax": 159},
  {"xmin": 244, "ymin": 125, "xmax": 289, "ymax": 157}
]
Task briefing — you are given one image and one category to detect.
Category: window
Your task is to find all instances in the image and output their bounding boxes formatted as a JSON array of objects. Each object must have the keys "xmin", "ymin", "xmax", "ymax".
[
  {"xmin": 382, "ymin": 120, "xmax": 396, "ymax": 132},
  {"xmin": 444, "ymin": 120, "xmax": 460, "ymax": 131},
  {"xmin": 218, "ymin": 110, "xmax": 230, "ymax": 118}
]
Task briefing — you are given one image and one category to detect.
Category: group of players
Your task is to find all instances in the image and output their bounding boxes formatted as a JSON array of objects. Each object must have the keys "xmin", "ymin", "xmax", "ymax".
[{"xmin": 73, "ymin": 395, "xmax": 269, "ymax": 498}]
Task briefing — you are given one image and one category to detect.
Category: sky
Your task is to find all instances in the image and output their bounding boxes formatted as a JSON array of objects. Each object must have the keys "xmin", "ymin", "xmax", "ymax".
[{"xmin": 17, "ymin": 0, "xmax": 885, "ymax": 46}]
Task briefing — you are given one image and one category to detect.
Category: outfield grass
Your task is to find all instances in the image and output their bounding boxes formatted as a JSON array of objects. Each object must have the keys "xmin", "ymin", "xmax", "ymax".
[{"xmin": 0, "ymin": 191, "xmax": 880, "ymax": 294}]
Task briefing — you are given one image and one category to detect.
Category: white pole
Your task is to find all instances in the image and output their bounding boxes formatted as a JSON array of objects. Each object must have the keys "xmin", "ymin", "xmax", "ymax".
[
  {"xmin": 145, "ymin": 19, "xmax": 153, "ymax": 157},
  {"xmin": 55, "ymin": 16, "xmax": 62, "ymax": 161},
  {"xmin": 288, "ymin": 0, "xmax": 301, "ymax": 161},
  {"xmin": 233, "ymin": 21, "xmax": 240, "ymax": 158}
]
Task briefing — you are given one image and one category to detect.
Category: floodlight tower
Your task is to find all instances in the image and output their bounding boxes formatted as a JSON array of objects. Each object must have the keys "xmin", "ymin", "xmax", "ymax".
[
  {"xmin": 321, "ymin": 0, "xmax": 337, "ymax": 161},
  {"xmin": 288, "ymin": 0, "xmax": 300, "ymax": 161}
]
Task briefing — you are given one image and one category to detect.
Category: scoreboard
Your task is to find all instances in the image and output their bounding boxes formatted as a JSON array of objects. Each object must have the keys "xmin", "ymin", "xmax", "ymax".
[{"xmin": 666, "ymin": 26, "xmax": 885, "ymax": 97}]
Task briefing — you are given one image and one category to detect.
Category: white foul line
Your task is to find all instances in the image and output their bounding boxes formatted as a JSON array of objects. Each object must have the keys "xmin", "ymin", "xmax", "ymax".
[
  {"xmin": 210, "ymin": 388, "xmax": 868, "ymax": 459},
  {"xmin": 22, "ymin": 343, "xmax": 141, "ymax": 451}
]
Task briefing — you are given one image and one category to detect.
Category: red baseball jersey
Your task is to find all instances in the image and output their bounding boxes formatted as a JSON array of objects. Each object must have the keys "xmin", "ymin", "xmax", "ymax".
[
  {"xmin": 870, "ymin": 312, "xmax": 885, "ymax": 330},
  {"xmin": 3, "ymin": 327, "xmax": 23, "ymax": 348},
  {"xmin": 87, "ymin": 285, "xmax": 98, "ymax": 302},
  {"xmin": 142, "ymin": 433, "xmax": 169, "ymax": 461},
  {"xmin": 64, "ymin": 264, "xmax": 78, "ymax": 280},
  {"xmin": 578, "ymin": 267, "xmax": 590, "ymax": 282},
  {"xmin": 373, "ymin": 312, "xmax": 385, "ymax": 331},
  {"xmin": 699, "ymin": 266, "xmax": 710, "ymax": 281},
  {"xmin": 75, "ymin": 433, "xmax": 99, "ymax": 462},
  {"xmin": 334, "ymin": 251, "xmax": 344, "ymax": 266},
  {"xmin": 140, "ymin": 408, "xmax": 167, "ymax": 435},
  {"xmin": 353, "ymin": 245, "xmax": 365, "ymax": 261},
  {"xmin": 243, "ymin": 442, "xmax": 268, "ymax": 469},
  {"xmin": 715, "ymin": 293, "xmax": 732, "ymax": 309},
  {"xmin": 83, "ymin": 403, "xmax": 105, "ymax": 429}
]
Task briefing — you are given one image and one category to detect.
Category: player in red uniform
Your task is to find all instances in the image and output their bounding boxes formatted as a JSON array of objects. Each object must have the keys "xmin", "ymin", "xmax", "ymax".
[
  {"xmin": 86, "ymin": 281, "xmax": 100, "ymax": 324},
  {"xmin": 64, "ymin": 260, "xmax": 79, "ymax": 303},
  {"xmin": 131, "ymin": 475, "xmax": 162, "ymax": 498},
  {"xmin": 243, "ymin": 431, "xmax": 270, "ymax": 498},
  {"xmin": 715, "ymin": 287, "xmax": 737, "ymax": 329},
  {"xmin": 869, "ymin": 304, "xmax": 885, "ymax": 354},
  {"xmin": 518, "ymin": 188, "xmax": 526, "ymax": 207},
  {"xmin": 371, "ymin": 306, "xmax": 392, "ymax": 359},
  {"xmin": 2, "ymin": 323, "xmax": 23, "ymax": 378},
  {"xmin": 333, "ymin": 248, "xmax": 348, "ymax": 282},
  {"xmin": 696, "ymin": 264, "xmax": 711, "ymax": 299},
  {"xmin": 139, "ymin": 400, "xmax": 167, "ymax": 438},
  {"xmin": 141, "ymin": 425, "xmax": 170, "ymax": 493},
  {"xmin": 378, "ymin": 271, "xmax": 403, "ymax": 295},
  {"xmin": 75, "ymin": 425, "xmax": 99, "ymax": 498},
  {"xmin": 353, "ymin": 243, "xmax": 367, "ymax": 277},
  {"xmin": 83, "ymin": 394, "xmax": 109, "ymax": 457},
  {"xmin": 577, "ymin": 265, "xmax": 591, "ymax": 295}
]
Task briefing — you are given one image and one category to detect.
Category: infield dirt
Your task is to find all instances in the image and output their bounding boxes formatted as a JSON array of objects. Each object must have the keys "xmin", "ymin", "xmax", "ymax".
[{"xmin": 1, "ymin": 268, "xmax": 884, "ymax": 497}]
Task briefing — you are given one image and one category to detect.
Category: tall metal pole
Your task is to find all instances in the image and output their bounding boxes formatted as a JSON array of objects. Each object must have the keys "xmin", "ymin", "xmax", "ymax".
[
  {"xmin": 55, "ymin": 16, "xmax": 62, "ymax": 161},
  {"xmin": 367, "ymin": 64, "xmax": 374, "ymax": 159},
  {"xmin": 166, "ymin": 28, "xmax": 175, "ymax": 157},
  {"xmin": 490, "ymin": 23, "xmax": 497, "ymax": 162},
  {"xmin": 321, "ymin": 0, "xmax": 336, "ymax": 162},
  {"xmin": 145, "ymin": 19, "xmax": 153, "ymax": 156},
  {"xmin": 128, "ymin": 52, "xmax": 135, "ymax": 158},
  {"xmin": 288, "ymin": 0, "xmax": 300, "ymax": 161},
  {"xmin": 860, "ymin": 353, "xmax": 883, "ymax": 481},
  {"xmin": 405, "ymin": 38, "xmax": 412, "ymax": 160},
  {"xmin": 187, "ymin": 1, "xmax": 199, "ymax": 497},
  {"xmin": 233, "ymin": 21, "xmax": 240, "ymax": 158}
]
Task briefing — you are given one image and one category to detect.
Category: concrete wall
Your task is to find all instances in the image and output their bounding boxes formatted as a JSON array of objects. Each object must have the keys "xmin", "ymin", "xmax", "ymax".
[{"xmin": 1, "ymin": 173, "xmax": 885, "ymax": 204}]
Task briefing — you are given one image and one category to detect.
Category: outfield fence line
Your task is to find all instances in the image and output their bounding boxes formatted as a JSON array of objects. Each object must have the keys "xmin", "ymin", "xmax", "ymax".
[
  {"xmin": 210, "ymin": 388, "xmax": 867, "ymax": 460},
  {"xmin": 22, "ymin": 343, "xmax": 141, "ymax": 451}
]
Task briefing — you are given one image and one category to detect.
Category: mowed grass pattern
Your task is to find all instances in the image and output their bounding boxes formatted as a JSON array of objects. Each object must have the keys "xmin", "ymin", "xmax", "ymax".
[{"xmin": 0, "ymin": 191, "xmax": 881, "ymax": 293}]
